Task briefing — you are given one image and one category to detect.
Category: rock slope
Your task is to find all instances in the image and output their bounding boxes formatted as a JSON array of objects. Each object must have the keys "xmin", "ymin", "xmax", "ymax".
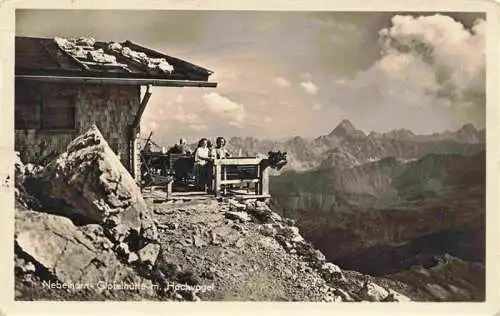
[{"xmin": 146, "ymin": 197, "xmax": 410, "ymax": 302}]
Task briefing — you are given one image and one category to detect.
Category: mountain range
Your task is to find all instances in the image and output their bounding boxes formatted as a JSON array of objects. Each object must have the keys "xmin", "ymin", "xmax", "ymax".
[{"xmin": 226, "ymin": 120, "xmax": 485, "ymax": 171}]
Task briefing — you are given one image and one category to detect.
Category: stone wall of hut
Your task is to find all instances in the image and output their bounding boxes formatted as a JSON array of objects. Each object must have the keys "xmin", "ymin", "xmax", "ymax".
[{"xmin": 15, "ymin": 81, "xmax": 142, "ymax": 179}]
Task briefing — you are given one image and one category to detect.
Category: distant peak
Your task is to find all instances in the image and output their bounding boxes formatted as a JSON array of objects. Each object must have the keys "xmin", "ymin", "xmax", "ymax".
[
  {"xmin": 330, "ymin": 119, "xmax": 365, "ymax": 138},
  {"xmin": 398, "ymin": 128, "xmax": 415, "ymax": 135},
  {"xmin": 338, "ymin": 119, "xmax": 355, "ymax": 129},
  {"xmin": 459, "ymin": 123, "xmax": 478, "ymax": 132}
]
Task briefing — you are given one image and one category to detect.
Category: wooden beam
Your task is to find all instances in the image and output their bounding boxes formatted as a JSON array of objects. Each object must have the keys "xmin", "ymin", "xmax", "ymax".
[
  {"xmin": 168, "ymin": 191, "xmax": 207, "ymax": 196},
  {"xmin": 15, "ymin": 75, "xmax": 218, "ymax": 88},
  {"xmin": 131, "ymin": 84, "xmax": 152, "ymax": 129},
  {"xmin": 212, "ymin": 157, "xmax": 263, "ymax": 166},
  {"xmin": 259, "ymin": 165, "xmax": 270, "ymax": 196},
  {"xmin": 233, "ymin": 194, "xmax": 271, "ymax": 200},
  {"xmin": 219, "ymin": 179, "xmax": 259, "ymax": 185},
  {"xmin": 213, "ymin": 164, "xmax": 221, "ymax": 197}
]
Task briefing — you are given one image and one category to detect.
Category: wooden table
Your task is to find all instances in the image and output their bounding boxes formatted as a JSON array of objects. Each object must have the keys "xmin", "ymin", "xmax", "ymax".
[{"xmin": 211, "ymin": 157, "xmax": 270, "ymax": 197}]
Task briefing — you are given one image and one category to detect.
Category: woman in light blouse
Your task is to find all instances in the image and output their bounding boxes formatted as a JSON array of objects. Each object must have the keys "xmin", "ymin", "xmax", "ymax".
[{"xmin": 194, "ymin": 138, "xmax": 211, "ymax": 191}]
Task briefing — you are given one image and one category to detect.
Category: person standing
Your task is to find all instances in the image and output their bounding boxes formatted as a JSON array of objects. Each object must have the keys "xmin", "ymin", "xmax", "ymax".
[
  {"xmin": 194, "ymin": 138, "xmax": 211, "ymax": 191},
  {"xmin": 213, "ymin": 136, "xmax": 231, "ymax": 159}
]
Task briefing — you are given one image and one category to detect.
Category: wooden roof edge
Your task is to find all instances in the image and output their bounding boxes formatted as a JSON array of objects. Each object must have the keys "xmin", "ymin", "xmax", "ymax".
[{"xmin": 15, "ymin": 74, "xmax": 218, "ymax": 88}]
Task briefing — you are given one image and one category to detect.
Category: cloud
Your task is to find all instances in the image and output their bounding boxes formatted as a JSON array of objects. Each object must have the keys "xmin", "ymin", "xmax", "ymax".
[
  {"xmin": 300, "ymin": 81, "xmax": 319, "ymax": 94},
  {"xmin": 335, "ymin": 14, "xmax": 486, "ymax": 132},
  {"xmin": 202, "ymin": 92, "xmax": 248, "ymax": 126},
  {"xmin": 188, "ymin": 124, "xmax": 209, "ymax": 131},
  {"xmin": 377, "ymin": 14, "xmax": 485, "ymax": 108},
  {"xmin": 275, "ymin": 77, "xmax": 291, "ymax": 87},
  {"xmin": 172, "ymin": 110, "xmax": 199, "ymax": 124}
]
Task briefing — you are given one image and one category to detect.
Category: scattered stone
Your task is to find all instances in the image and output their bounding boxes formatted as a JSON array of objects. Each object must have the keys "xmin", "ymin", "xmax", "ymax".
[
  {"xmin": 138, "ymin": 243, "xmax": 160, "ymax": 266},
  {"xmin": 232, "ymin": 223, "xmax": 245, "ymax": 232},
  {"xmin": 174, "ymin": 293, "xmax": 184, "ymax": 300},
  {"xmin": 176, "ymin": 270, "xmax": 200, "ymax": 286},
  {"xmin": 179, "ymin": 289, "xmax": 198, "ymax": 301},
  {"xmin": 228, "ymin": 199, "xmax": 246, "ymax": 211},
  {"xmin": 278, "ymin": 226, "xmax": 303, "ymax": 242},
  {"xmin": 153, "ymin": 208, "xmax": 164, "ymax": 215},
  {"xmin": 224, "ymin": 211, "xmax": 251, "ymax": 222},
  {"xmin": 245, "ymin": 201, "xmax": 281, "ymax": 223},
  {"xmin": 183, "ymin": 237, "xmax": 193, "ymax": 246},
  {"xmin": 283, "ymin": 240, "xmax": 294, "ymax": 251},
  {"xmin": 201, "ymin": 270, "xmax": 215, "ymax": 280},
  {"xmin": 15, "ymin": 257, "xmax": 36, "ymax": 274},
  {"xmin": 127, "ymin": 252, "xmax": 139, "ymax": 264},
  {"xmin": 333, "ymin": 288, "xmax": 354, "ymax": 302},
  {"xmin": 284, "ymin": 218, "xmax": 296, "ymax": 226},
  {"xmin": 234, "ymin": 238, "xmax": 245, "ymax": 248},
  {"xmin": 258, "ymin": 224, "xmax": 277, "ymax": 237},
  {"xmin": 358, "ymin": 281, "xmax": 390, "ymax": 302},
  {"xmin": 193, "ymin": 235, "xmax": 206, "ymax": 247},
  {"xmin": 244, "ymin": 198, "xmax": 257, "ymax": 205},
  {"xmin": 159, "ymin": 262, "xmax": 183, "ymax": 278},
  {"xmin": 105, "ymin": 215, "xmax": 121, "ymax": 228},
  {"xmin": 321, "ymin": 262, "xmax": 345, "ymax": 281},
  {"xmin": 255, "ymin": 201, "xmax": 268, "ymax": 209},
  {"xmin": 156, "ymin": 223, "xmax": 170, "ymax": 230},
  {"xmin": 116, "ymin": 242, "xmax": 130, "ymax": 256},
  {"xmin": 282, "ymin": 268, "xmax": 293, "ymax": 277},
  {"xmin": 110, "ymin": 224, "xmax": 130, "ymax": 243},
  {"xmin": 165, "ymin": 222, "xmax": 179, "ymax": 230}
]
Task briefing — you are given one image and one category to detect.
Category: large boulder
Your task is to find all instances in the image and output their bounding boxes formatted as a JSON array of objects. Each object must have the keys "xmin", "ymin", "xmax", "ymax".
[
  {"xmin": 33, "ymin": 124, "xmax": 158, "ymax": 251},
  {"xmin": 14, "ymin": 204, "xmax": 156, "ymax": 298}
]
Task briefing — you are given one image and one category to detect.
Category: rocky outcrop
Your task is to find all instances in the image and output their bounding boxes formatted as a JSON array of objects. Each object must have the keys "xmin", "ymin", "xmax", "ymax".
[
  {"xmin": 14, "ymin": 202, "xmax": 158, "ymax": 300},
  {"xmin": 31, "ymin": 125, "xmax": 158, "ymax": 261}
]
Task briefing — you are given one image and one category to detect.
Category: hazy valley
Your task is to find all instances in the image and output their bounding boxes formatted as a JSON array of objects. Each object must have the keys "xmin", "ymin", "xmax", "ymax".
[{"xmin": 230, "ymin": 120, "xmax": 486, "ymax": 301}]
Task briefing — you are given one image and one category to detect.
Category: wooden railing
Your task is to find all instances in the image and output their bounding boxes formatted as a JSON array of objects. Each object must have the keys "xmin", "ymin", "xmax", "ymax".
[
  {"xmin": 211, "ymin": 157, "xmax": 269, "ymax": 197},
  {"xmin": 141, "ymin": 151, "xmax": 271, "ymax": 199}
]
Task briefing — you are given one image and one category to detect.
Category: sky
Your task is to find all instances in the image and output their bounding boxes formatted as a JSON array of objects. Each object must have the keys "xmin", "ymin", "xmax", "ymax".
[{"xmin": 16, "ymin": 10, "xmax": 486, "ymax": 145}]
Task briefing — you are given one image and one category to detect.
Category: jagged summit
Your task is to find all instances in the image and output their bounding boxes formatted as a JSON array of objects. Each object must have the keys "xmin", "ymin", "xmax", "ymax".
[
  {"xmin": 330, "ymin": 119, "xmax": 366, "ymax": 138},
  {"xmin": 457, "ymin": 123, "xmax": 479, "ymax": 136},
  {"xmin": 454, "ymin": 123, "xmax": 481, "ymax": 143},
  {"xmin": 459, "ymin": 123, "xmax": 478, "ymax": 132}
]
